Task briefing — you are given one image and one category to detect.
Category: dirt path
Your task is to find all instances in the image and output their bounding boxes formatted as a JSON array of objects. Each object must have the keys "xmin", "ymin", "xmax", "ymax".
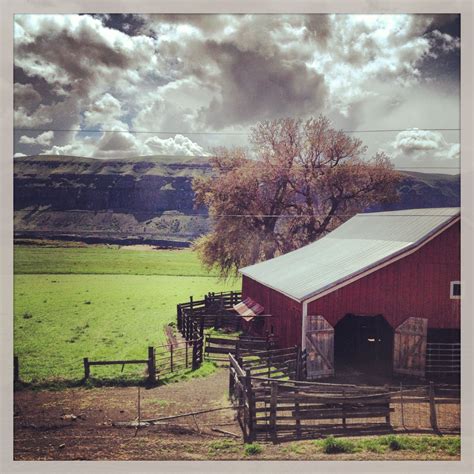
[
  {"xmin": 14, "ymin": 369, "xmax": 460, "ymax": 461},
  {"xmin": 14, "ymin": 369, "xmax": 238, "ymax": 460}
]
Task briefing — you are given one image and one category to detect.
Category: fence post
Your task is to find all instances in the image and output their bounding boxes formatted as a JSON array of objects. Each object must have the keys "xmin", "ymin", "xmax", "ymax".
[
  {"xmin": 83, "ymin": 357, "xmax": 90, "ymax": 379},
  {"xmin": 185, "ymin": 340, "xmax": 189, "ymax": 369},
  {"xmin": 245, "ymin": 370, "xmax": 256, "ymax": 442},
  {"xmin": 294, "ymin": 386, "xmax": 301, "ymax": 438},
  {"xmin": 399, "ymin": 381, "xmax": 406, "ymax": 429},
  {"xmin": 296, "ymin": 345, "xmax": 302, "ymax": 380},
  {"xmin": 270, "ymin": 381, "xmax": 278, "ymax": 443},
  {"xmin": 170, "ymin": 344, "xmax": 174, "ymax": 372},
  {"xmin": 147, "ymin": 346, "xmax": 156, "ymax": 384},
  {"xmin": 302, "ymin": 349, "xmax": 308, "ymax": 380},
  {"xmin": 200, "ymin": 316, "xmax": 205, "ymax": 339},
  {"xmin": 384, "ymin": 384, "xmax": 391, "ymax": 425},
  {"xmin": 14, "ymin": 356, "xmax": 19, "ymax": 383},
  {"xmin": 177, "ymin": 304, "xmax": 182, "ymax": 331},
  {"xmin": 229, "ymin": 358, "xmax": 235, "ymax": 398},
  {"xmin": 342, "ymin": 389, "xmax": 346, "ymax": 428},
  {"xmin": 429, "ymin": 381, "xmax": 439, "ymax": 432},
  {"xmin": 192, "ymin": 338, "xmax": 202, "ymax": 371}
]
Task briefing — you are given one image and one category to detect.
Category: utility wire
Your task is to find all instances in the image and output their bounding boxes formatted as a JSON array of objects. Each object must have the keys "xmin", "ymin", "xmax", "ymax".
[
  {"xmin": 14, "ymin": 127, "xmax": 461, "ymax": 135},
  {"xmin": 15, "ymin": 210, "xmax": 459, "ymax": 218}
]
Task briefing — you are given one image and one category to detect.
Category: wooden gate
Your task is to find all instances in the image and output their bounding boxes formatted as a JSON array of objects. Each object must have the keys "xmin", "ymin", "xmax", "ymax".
[
  {"xmin": 393, "ymin": 317, "xmax": 428, "ymax": 377},
  {"xmin": 305, "ymin": 315, "xmax": 334, "ymax": 379}
]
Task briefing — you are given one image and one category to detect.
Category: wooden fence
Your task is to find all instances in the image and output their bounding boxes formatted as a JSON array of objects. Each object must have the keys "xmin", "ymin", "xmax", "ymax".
[
  {"xmin": 83, "ymin": 347, "xmax": 157, "ymax": 384},
  {"xmin": 204, "ymin": 334, "xmax": 277, "ymax": 362},
  {"xmin": 177, "ymin": 291, "xmax": 242, "ymax": 339},
  {"xmin": 82, "ymin": 339, "xmax": 203, "ymax": 383},
  {"xmin": 155, "ymin": 338, "xmax": 204, "ymax": 375},
  {"xmin": 229, "ymin": 354, "xmax": 460, "ymax": 442},
  {"xmin": 236, "ymin": 345, "xmax": 307, "ymax": 381}
]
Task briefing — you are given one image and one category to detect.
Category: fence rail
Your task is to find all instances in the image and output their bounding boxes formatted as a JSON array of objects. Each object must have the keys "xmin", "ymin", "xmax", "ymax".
[
  {"xmin": 83, "ymin": 346, "xmax": 156, "ymax": 383},
  {"xmin": 154, "ymin": 338, "xmax": 203, "ymax": 376},
  {"xmin": 426, "ymin": 342, "xmax": 460, "ymax": 375},
  {"xmin": 177, "ymin": 291, "xmax": 242, "ymax": 339},
  {"xmin": 228, "ymin": 351, "xmax": 460, "ymax": 442},
  {"xmin": 204, "ymin": 334, "xmax": 278, "ymax": 361}
]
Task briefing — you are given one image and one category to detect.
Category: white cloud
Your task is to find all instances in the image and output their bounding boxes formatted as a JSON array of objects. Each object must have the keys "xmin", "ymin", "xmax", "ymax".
[
  {"xmin": 388, "ymin": 128, "xmax": 459, "ymax": 171},
  {"xmin": 19, "ymin": 130, "xmax": 54, "ymax": 146},
  {"xmin": 40, "ymin": 132, "xmax": 207, "ymax": 158},
  {"xmin": 144, "ymin": 134, "xmax": 208, "ymax": 156},
  {"xmin": 14, "ymin": 14, "xmax": 460, "ymax": 159},
  {"xmin": 429, "ymin": 29, "xmax": 460, "ymax": 54},
  {"xmin": 84, "ymin": 93, "xmax": 125, "ymax": 128}
]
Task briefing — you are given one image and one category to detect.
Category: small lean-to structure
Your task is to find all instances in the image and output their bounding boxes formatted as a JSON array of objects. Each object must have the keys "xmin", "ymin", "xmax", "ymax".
[{"xmin": 239, "ymin": 208, "xmax": 460, "ymax": 379}]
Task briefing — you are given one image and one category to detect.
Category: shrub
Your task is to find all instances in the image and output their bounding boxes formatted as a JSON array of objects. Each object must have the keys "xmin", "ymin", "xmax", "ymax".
[
  {"xmin": 322, "ymin": 436, "xmax": 355, "ymax": 454},
  {"xmin": 244, "ymin": 443, "xmax": 263, "ymax": 456},
  {"xmin": 388, "ymin": 438, "xmax": 402, "ymax": 451},
  {"xmin": 22, "ymin": 312, "xmax": 33, "ymax": 319}
]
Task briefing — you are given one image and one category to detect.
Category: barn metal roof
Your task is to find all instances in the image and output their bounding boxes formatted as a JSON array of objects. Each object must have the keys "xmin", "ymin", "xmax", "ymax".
[{"xmin": 239, "ymin": 208, "xmax": 460, "ymax": 303}]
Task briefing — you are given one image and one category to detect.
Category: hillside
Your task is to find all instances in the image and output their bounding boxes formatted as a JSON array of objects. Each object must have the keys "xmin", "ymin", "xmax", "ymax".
[
  {"xmin": 14, "ymin": 154, "xmax": 212, "ymax": 246},
  {"xmin": 369, "ymin": 171, "xmax": 460, "ymax": 212},
  {"xmin": 14, "ymin": 155, "xmax": 460, "ymax": 246}
]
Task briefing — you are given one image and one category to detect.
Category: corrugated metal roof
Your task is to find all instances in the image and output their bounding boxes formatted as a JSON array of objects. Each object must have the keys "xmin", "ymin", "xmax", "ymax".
[{"xmin": 239, "ymin": 208, "xmax": 460, "ymax": 302}]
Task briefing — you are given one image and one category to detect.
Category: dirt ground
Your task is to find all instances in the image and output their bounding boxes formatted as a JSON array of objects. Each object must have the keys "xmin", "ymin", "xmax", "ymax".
[{"xmin": 13, "ymin": 369, "xmax": 460, "ymax": 461}]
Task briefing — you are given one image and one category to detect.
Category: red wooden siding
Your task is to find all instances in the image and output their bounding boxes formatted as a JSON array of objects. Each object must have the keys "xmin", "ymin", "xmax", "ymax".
[
  {"xmin": 242, "ymin": 220, "xmax": 460, "ymax": 348},
  {"xmin": 307, "ymin": 221, "xmax": 460, "ymax": 330},
  {"xmin": 242, "ymin": 277, "xmax": 302, "ymax": 348}
]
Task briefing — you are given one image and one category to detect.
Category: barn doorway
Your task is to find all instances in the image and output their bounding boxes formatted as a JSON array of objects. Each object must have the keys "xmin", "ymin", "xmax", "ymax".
[{"xmin": 334, "ymin": 314, "xmax": 394, "ymax": 374}]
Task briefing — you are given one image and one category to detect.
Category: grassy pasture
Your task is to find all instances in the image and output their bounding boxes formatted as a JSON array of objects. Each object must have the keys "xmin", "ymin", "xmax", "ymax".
[
  {"xmin": 14, "ymin": 244, "xmax": 211, "ymax": 276},
  {"xmin": 14, "ymin": 245, "xmax": 237, "ymax": 383}
]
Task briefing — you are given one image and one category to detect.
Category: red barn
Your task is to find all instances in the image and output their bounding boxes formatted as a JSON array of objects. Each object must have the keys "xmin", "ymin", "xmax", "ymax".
[{"xmin": 239, "ymin": 208, "xmax": 460, "ymax": 379}]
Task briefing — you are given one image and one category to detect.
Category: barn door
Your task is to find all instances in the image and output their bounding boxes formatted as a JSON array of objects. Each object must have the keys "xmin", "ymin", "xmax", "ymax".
[
  {"xmin": 305, "ymin": 315, "xmax": 334, "ymax": 379},
  {"xmin": 393, "ymin": 317, "xmax": 428, "ymax": 377}
]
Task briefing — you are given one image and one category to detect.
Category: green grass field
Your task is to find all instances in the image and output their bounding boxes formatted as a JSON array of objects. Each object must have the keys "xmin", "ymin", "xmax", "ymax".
[{"xmin": 14, "ymin": 245, "xmax": 238, "ymax": 383}]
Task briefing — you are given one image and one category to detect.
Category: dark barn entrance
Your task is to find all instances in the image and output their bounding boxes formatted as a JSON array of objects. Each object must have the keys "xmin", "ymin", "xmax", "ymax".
[{"xmin": 334, "ymin": 314, "xmax": 394, "ymax": 374}]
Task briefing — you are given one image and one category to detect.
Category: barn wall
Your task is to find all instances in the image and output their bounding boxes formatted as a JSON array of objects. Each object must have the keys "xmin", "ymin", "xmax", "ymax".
[
  {"xmin": 307, "ymin": 221, "xmax": 460, "ymax": 331},
  {"xmin": 242, "ymin": 277, "xmax": 302, "ymax": 348}
]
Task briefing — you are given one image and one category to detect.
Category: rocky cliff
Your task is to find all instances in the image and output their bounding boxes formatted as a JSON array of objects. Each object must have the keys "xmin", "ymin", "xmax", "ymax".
[
  {"xmin": 14, "ymin": 155, "xmax": 460, "ymax": 246},
  {"xmin": 14, "ymin": 155, "xmax": 212, "ymax": 246}
]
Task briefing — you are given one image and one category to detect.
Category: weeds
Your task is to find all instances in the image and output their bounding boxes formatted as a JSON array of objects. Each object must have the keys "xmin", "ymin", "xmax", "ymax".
[
  {"xmin": 313, "ymin": 435, "xmax": 460, "ymax": 457},
  {"xmin": 208, "ymin": 439, "xmax": 238, "ymax": 455},
  {"xmin": 244, "ymin": 443, "xmax": 263, "ymax": 456},
  {"xmin": 321, "ymin": 436, "xmax": 355, "ymax": 454}
]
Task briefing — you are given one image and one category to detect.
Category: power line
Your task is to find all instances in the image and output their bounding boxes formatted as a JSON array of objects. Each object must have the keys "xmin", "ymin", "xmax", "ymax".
[
  {"xmin": 15, "ymin": 210, "xmax": 459, "ymax": 219},
  {"xmin": 14, "ymin": 127, "xmax": 461, "ymax": 136}
]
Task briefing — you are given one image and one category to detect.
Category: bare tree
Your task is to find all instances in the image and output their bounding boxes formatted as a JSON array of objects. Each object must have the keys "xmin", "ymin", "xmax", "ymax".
[{"xmin": 193, "ymin": 116, "xmax": 400, "ymax": 277}]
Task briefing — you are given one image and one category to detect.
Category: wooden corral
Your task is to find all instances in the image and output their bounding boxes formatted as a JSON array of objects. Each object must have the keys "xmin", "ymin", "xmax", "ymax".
[
  {"xmin": 204, "ymin": 334, "xmax": 278, "ymax": 362},
  {"xmin": 177, "ymin": 291, "xmax": 243, "ymax": 339},
  {"xmin": 229, "ymin": 352, "xmax": 460, "ymax": 442}
]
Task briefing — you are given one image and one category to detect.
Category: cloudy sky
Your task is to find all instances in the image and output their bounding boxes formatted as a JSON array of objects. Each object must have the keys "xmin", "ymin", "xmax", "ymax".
[{"xmin": 14, "ymin": 13, "xmax": 460, "ymax": 173}]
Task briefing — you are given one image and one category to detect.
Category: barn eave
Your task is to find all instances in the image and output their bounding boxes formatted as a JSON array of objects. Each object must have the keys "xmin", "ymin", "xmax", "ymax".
[{"xmin": 240, "ymin": 211, "xmax": 460, "ymax": 305}]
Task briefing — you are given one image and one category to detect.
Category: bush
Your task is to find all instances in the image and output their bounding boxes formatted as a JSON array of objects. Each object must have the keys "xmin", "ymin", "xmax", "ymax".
[
  {"xmin": 244, "ymin": 443, "xmax": 263, "ymax": 456},
  {"xmin": 322, "ymin": 436, "xmax": 355, "ymax": 454},
  {"xmin": 22, "ymin": 312, "xmax": 33, "ymax": 319},
  {"xmin": 388, "ymin": 439, "xmax": 402, "ymax": 451}
]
